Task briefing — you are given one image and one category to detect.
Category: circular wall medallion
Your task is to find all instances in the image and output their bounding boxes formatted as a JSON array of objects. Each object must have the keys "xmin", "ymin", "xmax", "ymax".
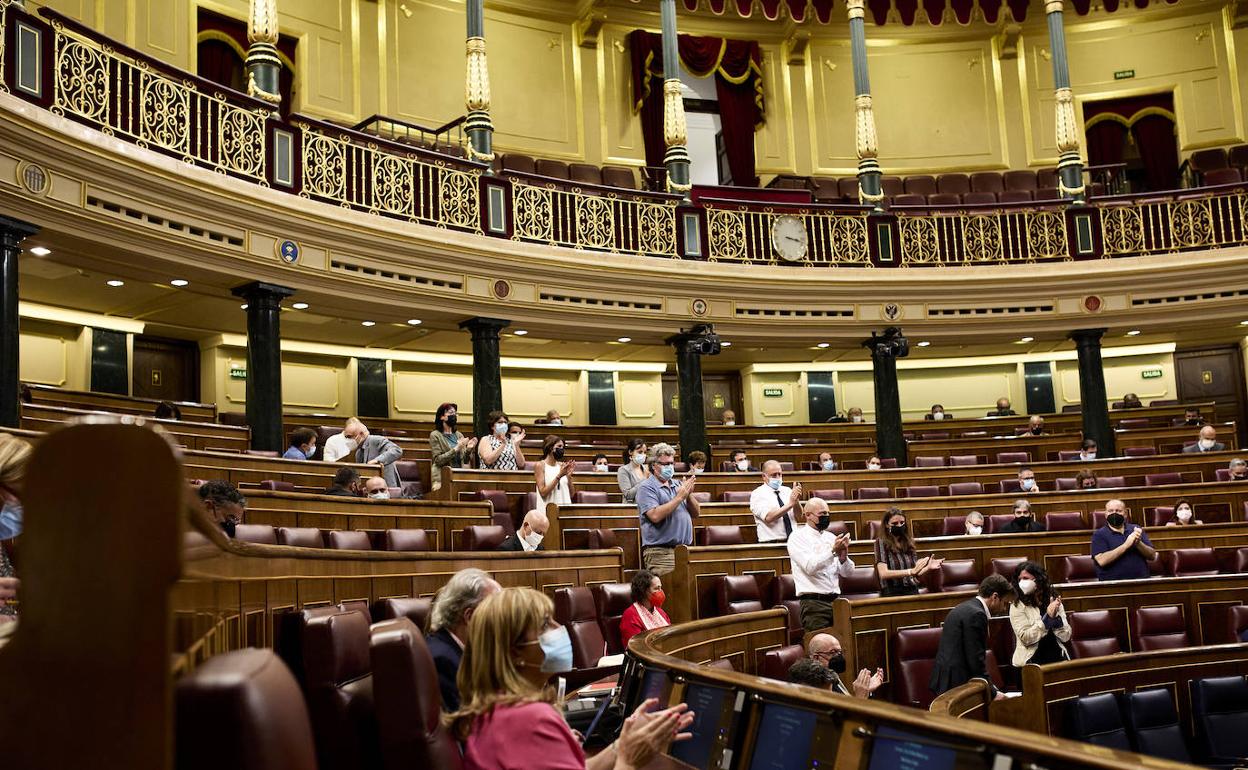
[
  {"xmin": 493, "ymin": 280, "xmax": 511, "ymax": 299},
  {"xmin": 17, "ymin": 163, "xmax": 49, "ymax": 197},
  {"xmin": 1082, "ymin": 295, "xmax": 1103, "ymax": 313},
  {"xmin": 276, "ymin": 239, "xmax": 300, "ymax": 264},
  {"xmin": 882, "ymin": 302, "xmax": 902, "ymax": 321},
  {"xmin": 690, "ymin": 298, "xmax": 708, "ymax": 317}
]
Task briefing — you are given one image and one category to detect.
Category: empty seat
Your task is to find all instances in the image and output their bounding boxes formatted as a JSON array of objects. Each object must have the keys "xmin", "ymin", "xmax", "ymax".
[
  {"xmin": 383, "ymin": 529, "xmax": 431, "ymax": 552},
  {"xmin": 368, "ymin": 619, "xmax": 463, "ymax": 770},
  {"xmin": 1056, "ymin": 450, "xmax": 1082, "ymax": 460},
  {"xmin": 962, "ymin": 191, "xmax": 997, "ymax": 205},
  {"xmin": 881, "ymin": 176, "xmax": 904, "ymax": 197},
  {"xmin": 893, "ymin": 627, "xmax": 943, "ymax": 709},
  {"xmin": 278, "ymin": 527, "xmax": 324, "ymax": 548},
  {"xmin": 949, "ymin": 482, "xmax": 983, "ymax": 496},
  {"xmin": 592, "ymin": 583, "xmax": 633, "ymax": 654},
  {"xmin": 1190, "ymin": 148, "xmax": 1229, "ymax": 173},
  {"xmin": 996, "ymin": 452, "xmax": 1030, "ymax": 464},
  {"xmin": 1068, "ymin": 610, "xmax": 1121, "ymax": 658},
  {"xmin": 700, "ymin": 525, "xmax": 744, "ymax": 546},
  {"xmin": 1205, "ymin": 167, "xmax": 1243, "ymax": 186},
  {"xmin": 839, "ymin": 177, "xmax": 861, "ymax": 201},
  {"xmin": 839, "ymin": 565, "xmax": 880, "ymax": 600},
  {"xmin": 394, "ymin": 460, "xmax": 424, "ymax": 499},
  {"xmin": 855, "ymin": 487, "xmax": 890, "ymax": 500},
  {"xmin": 809, "ymin": 489, "xmax": 846, "ymax": 501},
  {"xmin": 1037, "ymin": 168, "xmax": 1060, "ymax": 188},
  {"xmin": 1232, "ymin": 605, "xmax": 1248, "ymax": 643},
  {"xmin": 260, "ymin": 480, "xmax": 295, "ymax": 492},
  {"xmin": 1055, "ymin": 477, "xmax": 1078, "ymax": 491},
  {"xmin": 1034, "ymin": 187, "xmax": 1061, "ymax": 201},
  {"xmin": 1098, "ymin": 476, "xmax": 1127, "ymax": 489},
  {"xmin": 1191, "ymin": 675, "xmax": 1248, "ymax": 763},
  {"xmin": 1123, "ymin": 688, "xmax": 1192, "ymax": 764},
  {"xmin": 949, "ymin": 455, "xmax": 978, "ymax": 466},
  {"xmin": 893, "ymin": 193, "xmax": 926, "ymax": 206},
  {"xmin": 1118, "ymin": 417, "xmax": 1150, "ymax": 429},
  {"xmin": 999, "ymin": 189, "xmax": 1033, "ymax": 203},
  {"xmin": 690, "ymin": 491, "xmax": 711, "ymax": 503},
  {"xmin": 1003, "ymin": 170, "xmax": 1038, "ymax": 191},
  {"xmin": 573, "ymin": 490, "xmax": 609, "ymax": 503},
  {"xmin": 233, "ymin": 524, "xmax": 278, "ymax": 544},
  {"xmin": 327, "ymin": 530, "xmax": 372, "ymax": 551},
  {"xmin": 1135, "ymin": 606, "xmax": 1189, "ymax": 651},
  {"xmin": 300, "ymin": 610, "xmax": 380, "ymax": 770},
  {"xmin": 769, "ymin": 574, "xmax": 803, "ymax": 643},
  {"xmin": 501, "ymin": 153, "xmax": 536, "ymax": 174},
  {"xmin": 936, "ymin": 559, "xmax": 979, "ymax": 593},
  {"xmin": 175, "ymin": 648, "xmax": 318, "ymax": 770},
  {"xmin": 941, "ymin": 516, "xmax": 970, "ymax": 536},
  {"xmin": 534, "ymin": 159, "xmax": 570, "ymax": 179},
  {"xmin": 720, "ymin": 490, "xmax": 752, "ymax": 503},
  {"xmin": 1122, "ymin": 446, "xmax": 1157, "ymax": 457},
  {"xmin": 813, "ymin": 179, "xmax": 842, "ymax": 203},
  {"xmin": 1229, "ymin": 144, "xmax": 1248, "ymax": 170},
  {"xmin": 1044, "ymin": 511, "xmax": 1085, "ymax": 531},
  {"xmin": 1146, "ymin": 506, "xmax": 1176, "ymax": 527},
  {"xmin": 1145, "ymin": 472, "xmax": 1183, "ymax": 487},
  {"xmin": 463, "ymin": 525, "xmax": 506, "ymax": 551},
  {"xmin": 1168, "ymin": 547, "xmax": 1219, "ymax": 577},
  {"xmin": 1069, "ymin": 693, "xmax": 1131, "ymax": 750},
  {"xmin": 904, "ymin": 175, "xmax": 938, "ymax": 196},
  {"xmin": 913, "ymin": 456, "xmax": 945, "ymax": 467},
  {"xmin": 568, "ymin": 163, "xmax": 603, "ymax": 185},
  {"xmin": 601, "ymin": 165, "xmax": 637, "ymax": 189},
  {"xmin": 372, "ymin": 597, "xmax": 431, "ymax": 629},
  {"xmin": 760, "ymin": 643, "xmax": 807, "ymax": 681},
  {"xmin": 554, "ymin": 587, "xmax": 607, "ymax": 668},
  {"xmin": 899, "ymin": 485, "xmax": 940, "ymax": 498},
  {"xmin": 936, "ymin": 173, "xmax": 971, "ymax": 195},
  {"xmin": 969, "ymin": 172, "xmax": 1005, "ymax": 194},
  {"xmin": 991, "ymin": 557, "xmax": 1026, "ymax": 577},
  {"xmin": 717, "ymin": 575, "xmax": 764, "ymax": 615},
  {"xmin": 998, "ymin": 478, "xmax": 1022, "ymax": 494},
  {"xmin": 587, "ymin": 529, "xmax": 617, "ymax": 549},
  {"xmin": 921, "ymin": 433, "xmax": 950, "ymax": 441},
  {"xmin": 985, "ymin": 514, "xmax": 1016, "ymax": 534},
  {"xmin": 1062, "ymin": 555, "xmax": 1098, "ymax": 583}
]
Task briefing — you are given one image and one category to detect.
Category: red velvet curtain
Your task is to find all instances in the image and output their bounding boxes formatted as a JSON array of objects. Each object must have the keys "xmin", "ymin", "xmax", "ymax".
[
  {"xmin": 681, "ymin": 0, "xmax": 1176, "ymax": 24},
  {"xmin": 1084, "ymin": 120, "xmax": 1129, "ymax": 168},
  {"xmin": 629, "ymin": 30, "xmax": 764, "ymax": 187},
  {"xmin": 1084, "ymin": 92, "xmax": 1178, "ymax": 191},
  {"xmin": 1131, "ymin": 115, "xmax": 1180, "ymax": 191}
]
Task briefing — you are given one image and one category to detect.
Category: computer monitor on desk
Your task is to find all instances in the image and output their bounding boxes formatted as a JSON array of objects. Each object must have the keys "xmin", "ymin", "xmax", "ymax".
[
  {"xmin": 746, "ymin": 701, "xmax": 841, "ymax": 769},
  {"xmin": 669, "ymin": 682, "xmax": 742, "ymax": 770}
]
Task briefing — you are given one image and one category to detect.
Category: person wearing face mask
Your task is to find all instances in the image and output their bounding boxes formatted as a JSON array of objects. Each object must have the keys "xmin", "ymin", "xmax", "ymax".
[
  {"xmin": 591, "ymin": 453, "xmax": 611, "ymax": 473},
  {"xmin": 450, "ymin": 587, "xmax": 694, "ymax": 770},
  {"xmin": 728, "ymin": 449, "xmax": 754, "ymax": 473},
  {"xmin": 1092, "ymin": 499, "xmax": 1156, "ymax": 580},
  {"xmin": 198, "ymin": 480, "xmax": 247, "ymax": 537},
  {"xmin": 322, "ymin": 420, "xmax": 358, "ymax": 463},
  {"xmin": 925, "ymin": 404, "xmax": 950, "ymax": 421},
  {"xmin": 617, "ymin": 438, "xmax": 651, "ymax": 504},
  {"xmin": 1075, "ymin": 470, "xmax": 1098, "ymax": 490},
  {"xmin": 479, "ymin": 410, "xmax": 526, "ymax": 470},
  {"xmin": 618, "ymin": 569, "xmax": 671, "ymax": 647},
  {"xmin": 721, "ymin": 409, "xmax": 736, "ymax": 426},
  {"xmin": 1228, "ymin": 458, "xmax": 1248, "ymax": 480},
  {"xmin": 865, "ymin": 456, "xmax": 883, "ymax": 471},
  {"xmin": 429, "ymin": 568, "xmax": 502, "ymax": 712},
  {"xmin": 1078, "ymin": 439, "xmax": 1098, "ymax": 462},
  {"xmin": 535, "ymin": 435, "xmax": 576, "ymax": 506},
  {"xmin": 847, "ymin": 407, "xmax": 865, "ymax": 424},
  {"xmin": 1181, "ymin": 408, "xmax": 1206, "ymax": 427},
  {"xmin": 1025, "ymin": 415, "xmax": 1046, "ymax": 436},
  {"xmin": 804, "ymin": 633, "xmax": 883, "ymax": 698},
  {"xmin": 875, "ymin": 508, "xmax": 942, "ymax": 597},
  {"xmin": 787, "ymin": 498, "xmax": 854, "ymax": 632},
  {"xmin": 1183, "ymin": 425, "xmax": 1226, "ymax": 453},
  {"xmin": 1164, "ymin": 498, "xmax": 1203, "ymax": 526},
  {"xmin": 929, "ymin": 575, "xmax": 1013, "ymax": 699},
  {"xmin": 343, "ymin": 418, "xmax": 404, "ymax": 488},
  {"xmin": 363, "ymin": 476, "xmax": 392, "ymax": 500},
  {"xmin": 989, "ymin": 398, "xmax": 1016, "ymax": 417},
  {"xmin": 636, "ymin": 443, "xmax": 700, "ymax": 576},
  {"xmin": 816, "ymin": 451, "xmax": 837, "ymax": 472},
  {"xmin": 687, "ymin": 450, "xmax": 708, "ymax": 474},
  {"xmin": 282, "ymin": 428, "xmax": 318, "ymax": 461},
  {"xmin": 999, "ymin": 499, "xmax": 1045, "ymax": 534},
  {"xmin": 499, "ymin": 509, "xmax": 549, "ymax": 552},
  {"xmin": 751, "ymin": 460, "xmax": 804, "ymax": 543},
  {"xmin": 0, "ymin": 434, "xmax": 30, "ymax": 620},
  {"xmin": 545, "ymin": 409, "xmax": 563, "ymax": 426},
  {"xmin": 963, "ymin": 511, "xmax": 985, "ymax": 536},
  {"xmin": 430, "ymin": 403, "xmax": 478, "ymax": 492},
  {"xmin": 1008, "ymin": 562, "xmax": 1070, "ymax": 666},
  {"xmin": 1121, "ymin": 393, "xmax": 1143, "ymax": 409},
  {"xmin": 1015, "ymin": 467, "xmax": 1040, "ymax": 494},
  {"xmin": 324, "ymin": 466, "xmax": 363, "ymax": 497}
]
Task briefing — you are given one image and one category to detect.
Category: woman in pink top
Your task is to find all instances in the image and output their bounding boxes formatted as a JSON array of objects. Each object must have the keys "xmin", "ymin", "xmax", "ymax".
[{"xmin": 449, "ymin": 587, "xmax": 693, "ymax": 770}]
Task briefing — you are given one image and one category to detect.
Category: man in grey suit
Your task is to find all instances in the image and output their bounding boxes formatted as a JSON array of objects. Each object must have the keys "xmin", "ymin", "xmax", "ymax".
[
  {"xmin": 344, "ymin": 418, "xmax": 404, "ymax": 487},
  {"xmin": 1182, "ymin": 425, "xmax": 1226, "ymax": 453},
  {"xmin": 929, "ymin": 575, "xmax": 1011, "ymax": 699}
]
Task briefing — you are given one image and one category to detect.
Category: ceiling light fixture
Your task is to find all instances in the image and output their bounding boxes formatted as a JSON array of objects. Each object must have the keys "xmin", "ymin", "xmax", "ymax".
[
  {"xmin": 106, "ymin": 279, "xmax": 124, "ymax": 287},
  {"xmin": 617, "ymin": 337, "xmax": 632, "ymax": 343},
  {"xmin": 291, "ymin": 302, "xmax": 309, "ymax": 310},
  {"xmin": 1126, "ymin": 329, "xmax": 1141, "ymax": 336},
  {"xmin": 816, "ymin": 342, "xmax": 830, "ymax": 349},
  {"xmin": 917, "ymin": 340, "xmax": 931, "ymax": 347},
  {"xmin": 361, "ymin": 320, "xmax": 376, "ymax": 327},
  {"xmin": 720, "ymin": 341, "xmax": 732, "ymax": 347},
  {"xmin": 1017, "ymin": 336, "xmax": 1034, "ymax": 343},
  {"xmin": 169, "ymin": 279, "xmax": 189, "ymax": 287},
  {"xmin": 406, "ymin": 319, "xmax": 422, "ymax": 326},
  {"xmin": 513, "ymin": 329, "xmax": 528, "ymax": 336},
  {"xmin": 1240, "ymin": 320, "xmax": 1248, "ymax": 326},
  {"xmin": 239, "ymin": 303, "xmax": 248, "ymax": 310},
  {"xmin": 29, "ymin": 247, "xmax": 50, "ymax": 257}
]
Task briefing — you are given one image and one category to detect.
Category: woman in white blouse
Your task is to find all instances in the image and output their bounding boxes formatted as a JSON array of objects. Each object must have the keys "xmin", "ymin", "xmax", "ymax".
[
  {"xmin": 1008, "ymin": 561, "xmax": 1071, "ymax": 666},
  {"xmin": 534, "ymin": 434, "xmax": 575, "ymax": 506}
]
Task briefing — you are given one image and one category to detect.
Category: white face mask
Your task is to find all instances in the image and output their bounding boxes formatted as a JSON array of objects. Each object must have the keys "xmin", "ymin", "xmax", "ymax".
[
  {"xmin": 851, "ymin": 414, "xmax": 863, "ymax": 423},
  {"xmin": 1176, "ymin": 508, "xmax": 1193, "ymax": 522},
  {"xmin": 1018, "ymin": 579, "xmax": 1037, "ymax": 596},
  {"xmin": 736, "ymin": 459, "xmax": 750, "ymax": 471},
  {"xmin": 821, "ymin": 460, "xmax": 836, "ymax": 471},
  {"xmin": 966, "ymin": 524, "xmax": 982, "ymax": 536},
  {"xmin": 692, "ymin": 467, "xmax": 704, "ymax": 474},
  {"xmin": 1020, "ymin": 478, "xmax": 1035, "ymax": 491},
  {"xmin": 868, "ymin": 462, "xmax": 881, "ymax": 471},
  {"xmin": 594, "ymin": 463, "xmax": 609, "ymax": 472},
  {"xmin": 633, "ymin": 453, "xmax": 646, "ymax": 465},
  {"xmin": 1199, "ymin": 438, "xmax": 1215, "ymax": 450},
  {"xmin": 1082, "ymin": 452, "xmax": 1096, "ymax": 460},
  {"xmin": 548, "ymin": 419, "xmax": 562, "ymax": 426},
  {"xmin": 523, "ymin": 530, "xmax": 544, "ymax": 549},
  {"xmin": 932, "ymin": 411, "xmax": 944, "ymax": 420},
  {"xmin": 369, "ymin": 491, "xmax": 390, "ymax": 500},
  {"xmin": 724, "ymin": 420, "xmax": 736, "ymax": 426},
  {"xmin": 494, "ymin": 422, "xmax": 508, "ymax": 436}
]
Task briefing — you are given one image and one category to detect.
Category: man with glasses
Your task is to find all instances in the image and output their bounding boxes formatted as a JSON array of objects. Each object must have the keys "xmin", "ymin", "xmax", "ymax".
[
  {"xmin": 804, "ymin": 633, "xmax": 883, "ymax": 698},
  {"xmin": 635, "ymin": 442, "xmax": 700, "ymax": 576}
]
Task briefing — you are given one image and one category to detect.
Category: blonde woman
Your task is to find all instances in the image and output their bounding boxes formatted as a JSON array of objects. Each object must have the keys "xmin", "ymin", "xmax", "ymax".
[
  {"xmin": 449, "ymin": 587, "xmax": 693, "ymax": 770},
  {"xmin": 0, "ymin": 434, "xmax": 33, "ymax": 619}
]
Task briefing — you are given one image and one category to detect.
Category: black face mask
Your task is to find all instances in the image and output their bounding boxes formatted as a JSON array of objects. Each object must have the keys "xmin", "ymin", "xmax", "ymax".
[
  {"xmin": 889, "ymin": 524, "xmax": 907, "ymax": 538},
  {"xmin": 1106, "ymin": 513, "xmax": 1126, "ymax": 528},
  {"xmin": 446, "ymin": 414, "xmax": 458, "ymax": 429},
  {"xmin": 1015, "ymin": 515, "xmax": 1032, "ymax": 527},
  {"xmin": 827, "ymin": 654, "xmax": 847, "ymax": 674},
  {"xmin": 1031, "ymin": 427, "xmax": 1043, "ymax": 435},
  {"xmin": 816, "ymin": 514, "xmax": 831, "ymax": 531},
  {"xmin": 553, "ymin": 447, "xmax": 565, "ymax": 460},
  {"xmin": 219, "ymin": 518, "xmax": 237, "ymax": 538}
]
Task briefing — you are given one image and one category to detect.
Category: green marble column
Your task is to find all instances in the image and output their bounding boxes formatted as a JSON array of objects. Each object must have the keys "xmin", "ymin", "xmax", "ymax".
[
  {"xmin": 231, "ymin": 282, "xmax": 294, "ymax": 452},
  {"xmin": 847, "ymin": 0, "xmax": 883, "ymax": 209},
  {"xmin": 464, "ymin": 0, "xmax": 495, "ymax": 165},
  {"xmin": 1070, "ymin": 328, "xmax": 1115, "ymax": 456},
  {"xmin": 245, "ymin": 0, "xmax": 282, "ymax": 107},
  {"xmin": 1046, "ymin": 0, "xmax": 1085, "ymax": 202},
  {"xmin": 459, "ymin": 317, "xmax": 509, "ymax": 440},
  {"xmin": 659, "ymin": 0, "xmax": 691, "ymax": 198}
]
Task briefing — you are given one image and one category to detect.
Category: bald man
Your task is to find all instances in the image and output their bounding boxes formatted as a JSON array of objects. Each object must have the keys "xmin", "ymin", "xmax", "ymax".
[
  {"xmin": 750, "ymin": 459, "xmax": 802, "ymax": 542},
  {"xmin": 787, "ymin": 497, "xmax": 854, "ymax": 632},
  {"xmin": 1183, "ymin": 425, "xmax": 1225, "ymax": 453},
  {"xmin": 498, "ymin": 509, "xmax": 549, "ymax": 552},
  {"xmin": 806, "ymin": 633, "xmax": 883, "ymax": 699}
]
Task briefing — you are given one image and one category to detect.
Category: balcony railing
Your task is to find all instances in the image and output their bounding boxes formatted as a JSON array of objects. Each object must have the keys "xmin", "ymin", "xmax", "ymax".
[{"xmin": 4, "ymin": 3, "xmax": 1248, "ymax": 269}]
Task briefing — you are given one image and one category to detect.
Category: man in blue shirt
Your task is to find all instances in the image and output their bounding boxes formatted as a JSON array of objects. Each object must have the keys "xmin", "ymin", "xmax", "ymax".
[
  {"xmin": 282, "ymin": 428, "xmax": 318, "ymax": 461},
  {"xmin": 635, "ymin": 442, "xmax": 700, "ymax": 576},
  {"xmin": 1091, "ymin": 499, "xmax": 1156, "ymax": 580}
]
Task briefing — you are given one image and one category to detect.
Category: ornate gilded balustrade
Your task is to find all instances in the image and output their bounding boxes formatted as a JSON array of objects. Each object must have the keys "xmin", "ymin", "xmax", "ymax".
[{"xmin": 4, "ymin": 4, "xmax": 1248, "ymax": 268}]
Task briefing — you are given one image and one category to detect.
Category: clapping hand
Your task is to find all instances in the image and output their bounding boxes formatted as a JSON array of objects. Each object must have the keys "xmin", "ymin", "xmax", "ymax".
[
  {"xmin": 513, "ymin": 428, "xmax": 526, "ymax": 443},
  {"xmin": 852, "ymin": 668, "xmax": 885, "ymax": 698},
  {"xmin": 1127, "ymin": 528, "xmax": 1143, "ymax": 545},
  {"xmin": 678, "ymin": 474, "xmax": 697, "ymax": 498},
  {"xmin": 833, "ymin": 532, "xmax": 851, "ymax": 554},
  {"xmin": 928, "ymin": 555, "xmax": 945, "ymax": 570},
  {"xmin": 558, "ymin": 461, "xmax": 574, "ymax": 478},
  {"xmin": 790, "ymin": 482, "xmax": 803, "ymax": 501},
  {"xmin": 616, "ymin": 700, "xmax": 695, "ymax": 767},
  {"xmin": 466, "ymin": 436, "xmax": 478, "ymax": 450},
  {"xmin": 1046, "ymin": 596, "xmax": 1062, "ymax": 618},
  {"xmin": 913, "ymin": 555, "xmax": 932, "ymax": 572}
]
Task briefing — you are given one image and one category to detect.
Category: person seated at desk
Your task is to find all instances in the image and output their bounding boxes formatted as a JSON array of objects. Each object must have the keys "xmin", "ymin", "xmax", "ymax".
[
  {"xmin": 816, "ymin": 451, "xmax": 837, "ymax": 471},
  {"xmin": 1121, "ymin": 393, "xmax": 1143, "ymax": 409},
  {"xmin": 989, "ymin": 398, "xmax": 1016, "ymax": 417},
  {"xmin": 324, "ymin": 467, "xmax": 362, "ymax": 497},
  {"xmin": 199, "ymin": 479, "xmax": 246, "ymax": 537},
  {"xmin": 1091, "ymin": 499, "xmax": 1156, "ymax": 580},
  {"xmin": 1182, "ymin": 408, "xmax": 1206, "ymax": 427},
  {"xmin": 721, "ymin": 409, "xmax": 736, "ymax": 426},
  {"xmin": 449, "ymin": 586, "xmax": 693, "ymax": 770},
  {"xmin": 751, "ymin": 460, "xmax": 802, "ymax": 543},
  {"xmin": 153, "ymin": 400, "xmax": 182, "ymax": 420},
  {"xmin": 617, "ymin": 439, "xmax": 649, "ymax": 503},
  {"xmin": 544, "ymin": 409, "xmax": 563, "ymax": 426},
  {"xmin": 865, "ymin": 456, "xmax": 883, "ymax": 471},
  {"xmin": 282, "ymin": 427, "xmax": 317, "ymax": 461},
  {"xmin": 430, "ymin": 568, "xmax": 502, "ymax": 713},
  {"xmin": 345, "ymin": 419, "xmax": 404, "ymax": 488},
  {"xmin": 804, "ymin": 633, "xmax": 883, "ymax": 698},
  {"xmin": 1017, "ymin": 467, "xmax": 1039, "ymax": 493},
  {"xmin": 619, "ymin": 569, "xmax": 670, "ymax": 647},
  {"xmin": 729, "ymin": 449, "xmax": 754, "ymax": 473},
  {"xmin": 363, "ymin": 476, "xmax": 390, "ymax": 500},
  {"xmin": 963, "ymin": 511, "xmax": 985, "ymax": 536},
  {"xmin": 1183, "ymin": 425, "xmax": 1225, "ymax": 453},
  {"xmin": 499, "ymin": 509, "xmax": 549, "ymax": 551},
  {"xmin": 1025, "ymin": 415, "xmax": 1046, "ymax": 436},
  {"xmin": 1164, "ymin": 498, "xmax": 1202, "ymax": 526},
  {"xmin": 999, "ymin": 499, "xmax": 1045, "ymax": 534},
  {"xmin": 591, "ymin": 453, "xmax": 610, "ymax": 473},
  {"xmin": 1229, "ymin": 458, "xmax": 1248, "ymax": 481},
  {"xmin": 687, "ymin": 450, "xmax": 707, "ymax": 474},
  {"xmin": 1075, "ymin": 470, "xmax": 1098, "ymax": 490},
  {"xmin": 846, "ymin": 406, "xmax": 865, "ymax": 424},
  {"xmin": 1008, "ymin": 562, "xmax": 1070, "ymax": 666},
  {"xmin": 929, "ymin": 575, "xmax": 1012, "ymax": 699},
  {"xmin": 925, "ymin": 404, "xmax": 950, "ymax": 420},
  {"xmin": 1079, "ymin": 439, "xmax": 1099, "ymax": 461}
]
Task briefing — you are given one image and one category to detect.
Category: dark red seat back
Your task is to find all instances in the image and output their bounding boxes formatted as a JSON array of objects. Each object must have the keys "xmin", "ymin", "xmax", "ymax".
[
  {"xmin": 368, "ymin": 619, "xmax": 463, "ymax": 770},
  {"xmin": 327, "ymin": 530, "xmax": 372, "ymax": 551},
  {"xmin": 893, "ymin": 627, "xmax": 943, "ymax": 708},
  {"xmin": 717, "ymin": 575, "xmax": 764, "ymax": 615},
  {"xmin": 701, "ymin": 525, "xmax": 744, "ymax": 546},
  {"xmin": 1045, "ymin": 511, "xmax": 1085, "ymax": 531},
  {"xmin": 260, "ymin": 480, "xmax": 295, "ymax": 492},
  {"xmin": 233, "ymin": 524, "xmax": 278, "ymax": 544},
  {"xmin": 278, "ymin": 527, "xmax": 324, "ymax": 548},
  {"xmin": 1135, "ymin": 606, "xmax": 1190, "ymax": 651},
  {"xmin": 1168, "ymin": 548, "xmax": 1219, "ymax": 577},
  {"xmin": 1068, "ymin": 609, "xmax": 1122, "ymax": 658},
  {"xmin": 592, "ymin": 583, "xmax": 633, "ymax": 654},
  {"xmin": 840, "ymin": 565, "xmax": 880, "ymax": 600},
  {"xmin": 371, "ymin": 597, "xmax": 432, "ymax": 630},
  {"xmin": 588, "ymin": 529, "xmax": 618, "ymax": 549},
  {"xmin": 463, "ymin": 525, "xmax": 506, "ymax": 551},
  {"xmin": 759, "ymin": 643, "xmax": 806, "ymax": 681},
  {"xmin": 935, "ymin": 559, "xmax": 979, "ymax": 593},
  {"xmin": 383, "ymin": 529, "xmax": 431, "ymax": 552},
  {"xmin": 301, "ymin": 611, "xmax": 380, "ymax": 770},
  {"xmin": 555, "ymin": 587, "xmax": 607, "ymax": 668}
]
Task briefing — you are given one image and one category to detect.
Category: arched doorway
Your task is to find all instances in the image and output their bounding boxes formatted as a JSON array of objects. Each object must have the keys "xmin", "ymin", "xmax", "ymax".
[{"xmin": 1082, "ymin": 92, "xmax": 1179, "ymax": 193}]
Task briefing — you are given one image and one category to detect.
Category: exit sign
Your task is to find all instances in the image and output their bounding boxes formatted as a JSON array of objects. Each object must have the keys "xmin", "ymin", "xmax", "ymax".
[
  {"xmin": 1141, "ymin": 368, "xmax": 1162, "ymax": 379},
  {"xmin": 763, "ymin": 387, "xmax": 784, "ymax": 397},
  {"xmin": 1114, "ymin": 69, "xmax": 1135, "ymax": 80},
  {"xmin": 229, "ymin": 367, "xmax": 247, "ymax": 379}
]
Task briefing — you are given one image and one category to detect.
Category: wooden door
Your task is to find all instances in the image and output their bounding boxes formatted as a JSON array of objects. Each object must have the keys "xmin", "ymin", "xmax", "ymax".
[
  {"xmin": 1174, "ymin": 346, "xmax": 1247, "ymax": 446},
  {"xmin": 132, "ymin": 337, "xmax": 200, "ymax": 403},
  {"xmin": 661, "ymin": 372, "xmax": 743, "ymax": 425}
]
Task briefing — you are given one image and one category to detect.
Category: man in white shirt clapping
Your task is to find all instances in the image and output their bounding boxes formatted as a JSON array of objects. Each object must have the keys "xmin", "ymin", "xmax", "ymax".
[
  {"xmin": 787, "ymin": 497, "xmax": 855, "ymax": 633},
  {"xmin": 750, "ymin": 460, "xmax": 802, "ymax": 543}
]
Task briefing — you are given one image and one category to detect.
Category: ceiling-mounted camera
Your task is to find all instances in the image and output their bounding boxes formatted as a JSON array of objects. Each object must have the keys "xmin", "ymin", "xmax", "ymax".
[{"xmin": 863, "ymin": 326, "xmax": 909, "ymax": 359}]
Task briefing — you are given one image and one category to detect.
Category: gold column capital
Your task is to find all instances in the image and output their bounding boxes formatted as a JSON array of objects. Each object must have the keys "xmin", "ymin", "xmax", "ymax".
[
  {"xmin": 1044, "ymin": 0, "xmax": 1064, "ymax": 13},
  {"xmin": 465, "ymin": 36, "xmax": 492, "ymax": 114},
  {"xmin": 846, "ymin": 0, "xmax": 866, "ymax": 20},
  {"xmin": 854, "ymin": 93, "xmax": 878, "ymax": 161},
  {"xmin": 248, "ymin": 0, "xmax": 278, "ymax": 45},
  {"xmin": 663, "ymin": 78, "xmax": 687, "ymax": 148}
]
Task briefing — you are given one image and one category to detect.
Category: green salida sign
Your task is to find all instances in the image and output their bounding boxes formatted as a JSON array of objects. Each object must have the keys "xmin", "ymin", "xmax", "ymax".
[
  {"xmin": 1141, "ymin": 368, "xmax": 1162, "ymax": 379},
  {"xmin": 763, "ymin": 387, "xmax": 784, "ymax": 397},
  {"xmin": 230, "ymin": 367, "xmax": 248, "ymax": 380}
]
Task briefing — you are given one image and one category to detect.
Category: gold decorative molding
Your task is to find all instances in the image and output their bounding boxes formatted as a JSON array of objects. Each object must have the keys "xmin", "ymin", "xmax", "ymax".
[
  {"xmin": 465, "ymin": 36, "xmax": 491, "ymax": 113},
  {"xmin": 1053, "ymin": 86, "xmax": 1080, "ymax": 154},
  {"xmin": 846, "ymin": 0, "xmax": 866, "ymax": 20},
  {"xmin": 663, "ymin": 78, "xmax": 687, "ymax": 148},
  {"xmin": 1044, "ymin": 0, "xmax": 1064, "ymax": 15},
  {"xmin": 854, "ymin": 93, "xmax": 878, "ymax": 161},
  {"xmin": 247, "ymin": 71, "xmax": 281, "ymax": 104},
  {"xmin": 247, "ymin": 0, "xmax": 278, "ymax": 46}
]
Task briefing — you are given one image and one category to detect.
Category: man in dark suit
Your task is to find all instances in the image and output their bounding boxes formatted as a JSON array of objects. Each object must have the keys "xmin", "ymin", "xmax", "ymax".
[
  {"xmin": 1182, "ymin": 425, "xmax": 1226, "ymax": 453},
  {"xmin": 497, "ymin": 509, "xmax": 549, "ymax": 552},
  {"xmin": 929, "ymin": 575, "xmax": 1012, "ymax": 699},
  {"xmin": 427, "ymin": 568, "xmax": 501, "ymax": 711},
  {"xmin": 323, "ymin": 467, "xmax": 361, "ymax": 497}
]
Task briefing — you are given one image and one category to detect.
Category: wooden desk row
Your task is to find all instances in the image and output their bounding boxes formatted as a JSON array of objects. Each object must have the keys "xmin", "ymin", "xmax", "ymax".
[
  {"xmin": 22, "ymin": 381, "xmax": 218, "ymax": 421},
  {"xmin": 19, "ymin": 403, "xmax": 251, "ymax": 453}
]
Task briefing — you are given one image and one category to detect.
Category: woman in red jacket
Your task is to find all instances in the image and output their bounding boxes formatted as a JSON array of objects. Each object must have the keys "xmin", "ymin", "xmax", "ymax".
[{"xmin": 619, "ymin": 570, "xmax": 670, "ymax": 648}]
